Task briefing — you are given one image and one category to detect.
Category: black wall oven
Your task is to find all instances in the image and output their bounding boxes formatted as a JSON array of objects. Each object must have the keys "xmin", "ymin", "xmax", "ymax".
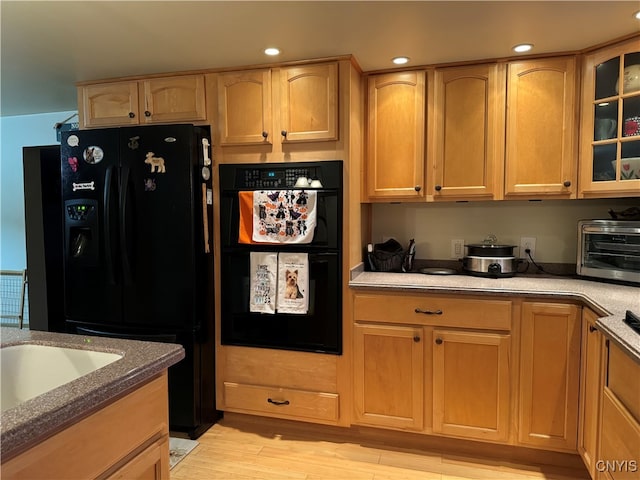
[{"xmin": 219, "ymin": 161, "xmax": 343, "ymax": 354}]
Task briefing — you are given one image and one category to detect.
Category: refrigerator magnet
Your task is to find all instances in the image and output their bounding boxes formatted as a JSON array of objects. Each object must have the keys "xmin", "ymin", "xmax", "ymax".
[
  {"xmin": 144, "ymin": 178, "xmax": 157, "ymax": 191},
  {"xmin": 128, "ymin": 136, "xmax": 140, "ymax": 150},
  {"xmin": 144, "ymin": 152, "xmax": 166, "ymax": 173},
  {"xmin": 68, "ymin": 157, "xmax": 79, "ymax": 172},
  {"xmin": 67, "ymin": 135, "xmax": 79, "ymax": 147},
  {"xmin": 83, "ymin": 146, "xmax": 104, "ymax": 164}
]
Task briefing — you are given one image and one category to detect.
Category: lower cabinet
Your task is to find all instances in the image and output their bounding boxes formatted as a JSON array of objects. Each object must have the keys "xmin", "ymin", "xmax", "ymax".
[
  {"xmin": 598, "ymin": 340, "xmax": 640, "ymax": 480},
  {"xmin": 432, "ymin": 329, "xmax": 511, "ymax": 442},
  {"xmin": 1, "ymin": 373, "xmax": 170, "ymax": 480},
  {"xmin": 518, "ymin": 302, "xmax": 581, "ymax": 452},
  {"xmin": 219, "ymin": 346, "xmax": 341, "ymax": 425},
  {"xmin": 353, "ymin": 323, "xmax": 424, "ymax": 430},
  {"xmin": 352, "ymin": 292, "xmax": 514, "ymax": 443},
  {"xmin": 578, "ymin": 308, "xmax": 605, "ymax": 478}
]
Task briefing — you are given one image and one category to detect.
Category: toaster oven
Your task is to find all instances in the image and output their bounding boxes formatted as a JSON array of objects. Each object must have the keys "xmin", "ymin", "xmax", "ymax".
[{"xmin": 577, "ymin": 220, "xmax": 640, "ymax": 284}]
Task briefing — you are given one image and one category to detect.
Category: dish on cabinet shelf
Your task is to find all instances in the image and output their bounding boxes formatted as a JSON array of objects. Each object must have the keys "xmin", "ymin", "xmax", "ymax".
[{"xmin": 611, "ymin": 157, "xmax": 640, "ymax": 180}]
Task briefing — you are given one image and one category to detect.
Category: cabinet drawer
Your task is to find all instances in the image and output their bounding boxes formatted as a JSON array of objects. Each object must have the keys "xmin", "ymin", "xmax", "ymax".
[
  {"xmin": 224, "ymin": 382, "xmax": 339, "ymax": 422},
  {"xmin": 353, "ymin": 293, "xmax": 511, "ymax": 330},
  {"xmin": 223, "ymin": 346, "xmax": 337, "ymax": 392},
  {"xmin": 607, "ymin": 342, "xmax": 640, "ymax": 422},
  {"xmin": 600, "ymin": 389, "xmax": 640, "ymax": 480}
]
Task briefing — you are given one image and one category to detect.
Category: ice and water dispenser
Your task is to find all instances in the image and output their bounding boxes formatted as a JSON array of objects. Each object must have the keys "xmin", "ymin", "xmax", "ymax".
[{"xmin": 64, "ymin": 199, "xmax": 98, "ymax": 263}]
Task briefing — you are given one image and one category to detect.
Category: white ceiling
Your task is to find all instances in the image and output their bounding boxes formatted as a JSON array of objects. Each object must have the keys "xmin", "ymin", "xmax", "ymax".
[{"xmin": 1, "ymin": 1, "xmax": 639, "ymax": 117}]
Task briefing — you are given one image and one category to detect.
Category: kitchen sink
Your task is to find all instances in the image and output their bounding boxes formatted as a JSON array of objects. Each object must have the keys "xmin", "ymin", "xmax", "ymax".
[{"xmin": 0, "ymin": 344, "xmax": 122, "ymax": 412}]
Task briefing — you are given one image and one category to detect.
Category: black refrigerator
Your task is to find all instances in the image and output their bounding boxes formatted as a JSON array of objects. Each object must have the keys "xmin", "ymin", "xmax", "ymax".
[{"xmin": 58, "ymin": 124, "xmax": 217, "ymax": 438}]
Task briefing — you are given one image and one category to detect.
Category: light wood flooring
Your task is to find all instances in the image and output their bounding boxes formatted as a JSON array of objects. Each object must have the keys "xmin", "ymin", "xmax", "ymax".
[{"xmin": 171, "ymin": 414, "xmax": 590, "ymax": 480}]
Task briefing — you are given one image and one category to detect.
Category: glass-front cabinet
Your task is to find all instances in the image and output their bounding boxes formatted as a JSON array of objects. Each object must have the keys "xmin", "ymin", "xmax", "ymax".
[{"xmin": 580, "ymin": 36, "xmax": 640, "ymax": 197}]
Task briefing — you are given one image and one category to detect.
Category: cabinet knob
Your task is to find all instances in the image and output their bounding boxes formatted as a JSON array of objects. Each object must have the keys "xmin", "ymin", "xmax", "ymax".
[
  {"xmin": 415, "ymin": 308, "xmax": 443, "ymax": 315},
  {"xmin": 413, "ymin": 335, "xmax": 421, "ymax": 343},
  {"xmin": 435, "ymin": 338, "xmax": 443, "ymax": 345},
  {"xmin": 589, "ymin": 325, "xmax": 597, "ymax": 333},
  {"xmin": 128, "ymin": 112, "xmax": 135, "ymax": 118},
  {"xmin": 563, "ymin": 180, "xmax": 571, "ymax": 187},
  {"xmin": 415, "ymin": 185, "xmax": 422, "ymax": 192},
  {"xmin": 281, "ymin": 130, "xmax": 288, "ymax": 138},
  {"xmin": 262, "ymin": 131, "xmax": 268, "ymax": 139},
  {"xmin": 435, "ymin": 185, "xmax": 442, "ymax": 191},
  {"xmin": 267, "ymin": 398, "xmax": 290, "ymax": 406},
  {"xmin": 144, "ymin": 110, "xmax": 151, "ymax": 117}
]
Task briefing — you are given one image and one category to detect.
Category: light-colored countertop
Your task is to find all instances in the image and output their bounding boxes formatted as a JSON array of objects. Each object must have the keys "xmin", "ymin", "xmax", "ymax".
[
  {"xmin": 0, "ymin": 328, "xmax": 185, "ymax": 461},
  {"xmin": 349, "ymin": 268, "xmax": 640, "ymax": 362}
]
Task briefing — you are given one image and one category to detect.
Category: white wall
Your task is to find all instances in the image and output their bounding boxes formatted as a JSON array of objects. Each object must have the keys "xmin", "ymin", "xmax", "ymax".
[
  {"xmin": 371, "ymin": 198, "xmax": 640, "ymax": 264},
  {"xmin": 0, "ymin": 111, "xmax": 76, "ymax": 270}
]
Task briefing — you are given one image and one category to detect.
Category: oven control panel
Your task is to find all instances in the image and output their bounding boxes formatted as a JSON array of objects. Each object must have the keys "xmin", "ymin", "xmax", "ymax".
[{"xmin": 242, "ymin": 167, "xmax": 313, "ymax": 189}]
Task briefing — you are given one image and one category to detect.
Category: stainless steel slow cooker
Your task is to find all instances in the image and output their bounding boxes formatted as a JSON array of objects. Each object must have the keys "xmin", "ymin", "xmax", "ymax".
[{"xmin": 462, "ymin": 243, "xmax": 520, "ymax": 277}]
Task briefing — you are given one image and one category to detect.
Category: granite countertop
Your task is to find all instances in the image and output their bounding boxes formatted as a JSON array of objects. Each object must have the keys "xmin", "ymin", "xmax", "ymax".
[
  {"xmin": 0, "ymin": 328, "xmax": 185, "ymax": 461},
  {"xmin": 349, "ymin": 267, "xmax": 640, "ymax": 362}
]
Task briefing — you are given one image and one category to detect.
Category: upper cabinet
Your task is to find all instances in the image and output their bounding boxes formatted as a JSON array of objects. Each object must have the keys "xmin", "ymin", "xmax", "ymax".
[
  {"xmin": 505, "ymin": 57, "xmax": 578, "ymax": 199},
  {"xmin": 78, "ymin": 74, "xmax": 206, "ymax": 128},
  {"xmin": 216, "ymin": 69, "xmax": 272, "ymax": 145},
  {"xmin": 365, "ymin": 71, "xmax": 428, "ymax": 200},
  {"xmin": 216, "ymin": 63, "xmax": 338, "ymax": 146},
  {"xmin": 579, "ymin": 36, "xmax": 640, "ymax": 197},
  {"xmin": 429, "ymin": 63, "xmax": 506, "ymax": 201}
]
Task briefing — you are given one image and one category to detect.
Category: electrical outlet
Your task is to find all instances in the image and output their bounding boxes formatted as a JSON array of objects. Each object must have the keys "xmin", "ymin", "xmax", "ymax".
[
  {"xmin": 520, "ymin": 237, "xmax": 536, "ymax": 259},
  {"xmin": 451, "ymin": 239, "xmax": 464, "ymax": 259}
]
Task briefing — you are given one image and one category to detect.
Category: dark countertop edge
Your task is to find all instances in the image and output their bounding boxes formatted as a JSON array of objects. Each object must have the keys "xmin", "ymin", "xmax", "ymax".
[
  {"xmin": 349, "ymin": 268, "xmax": 640, "ymax": 363},
  {"xmin": 0, "ymin": 329, "xmax": 185, "ymax": 460}
]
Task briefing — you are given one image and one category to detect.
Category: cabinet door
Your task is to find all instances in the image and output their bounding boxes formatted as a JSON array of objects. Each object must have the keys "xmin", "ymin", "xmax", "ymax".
[
  {"xmin": 366, "ymin": 71, "xmax": 426, "ymax": 200},
  {"xmin": 518, "ymin": 302, "xmax": 581, "ymax": 451},
  {"xmin": 579, "ymin": 36, "xmax": 640, "ymax": 198},
  {"xmin": 139, "ymin": 75, "xmax": 206, "ymax": 124},
  {"xmin": 217, "ymin": 69, "xmax": 272, "ymax": 145},
  {"xmin": 105, "ymin": 437, "xmax": 169, "ymax": 480},
  {"xmin": 505, "ymin": 57, "xmax": 578, "ymax": 198},
  {"xmin": 432, "ymin": 329, "xmax": 510, "ymax": 442},
  {"xmin": 79, "ymin": 81, "xmax": 140, "ymax": 128},
  {"xmin": 280, "ymin": 63, "xmax": 338, "ymax": 142},
  {"xmin": 431, "ymin": 63, "xmax": 506, "ymax": 200},
  {"xmin": 353, "ymin": 323, "xmax": 424, "ymax": 430},
  {"xmin": 599, "ymin": 340, "xmax": 640, "ymax": 480},
  {"xmin": 578, "ymin": 309, "xmax": 604, "ymax": 478}
]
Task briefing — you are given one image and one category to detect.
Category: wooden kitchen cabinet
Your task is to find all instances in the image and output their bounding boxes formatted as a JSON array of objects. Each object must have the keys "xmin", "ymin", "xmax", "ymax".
[
  {"xmin": 578, "ymin": 308, "xmax": 605, "ymax": 479},
  {"xmin": 1, "ymin": 373, "xmax": 170, "ymax": 480},
  {"xmin": 352, "ymin": 291, "xmax": 513, "ymax": 438},
  {"xmin": 432, "ymin": 328, "xmax": 511, "ymax": 442},
  {"xmin": 598, "ymin": 338, "xmax": 640, "ymax": 480},
  {"xmin": 216, "ymin": 63, "xmax": 338, "ymax": 146},
  {"xmin": 365, "ymin": 70, "xmax": 428, "ymax": 200},
  {"xmin": 353, "ymin": 323, "xmax": 425, "ymax": 430},
  {"xmin": 518, "ymin": 302, "xmax": 581, "ymax": 452},
  {"xmin": 219, "ymin": 346, "xmax": 340, "ymax": 425},
  {"xmin": 504, "ymin": 56, "xmax": 578, "ymax": 199},
  {"xmin": 78, "ymin": 74, "xmax": 206, "ymax": 128},
  {"xmin": 579, "ymin": 35, "xmax": 640, "ymax": 198},
  {"xmin": 430, "ymin": 63, "xmax": 506, "ymax": 200}
]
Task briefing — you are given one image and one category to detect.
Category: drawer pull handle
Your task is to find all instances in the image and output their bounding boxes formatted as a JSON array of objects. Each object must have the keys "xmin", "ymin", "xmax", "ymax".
[
  {"xmin": 435, "ymin": 338, "xmax": 443, "ymax": 345},
  {"xmin": 415, "ymin": 308, "xmax": 443, "ymax": 315},
  {"xmin": 267, "ymin": 398, "xmax": 290, "ymax": 406},
  {"xmin": 589, "ymin": 325, "xmax": 597, "ymax": 333}
]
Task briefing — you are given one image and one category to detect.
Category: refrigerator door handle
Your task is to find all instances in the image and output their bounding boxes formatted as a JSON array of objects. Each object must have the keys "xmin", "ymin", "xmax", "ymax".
[
  {"xmin": 103, "ymin": 166, "xmax": 116, "ymax": 284},
  {"xmin": 119, "ymin": 164, "xmax": 133, "ymax": 285}
]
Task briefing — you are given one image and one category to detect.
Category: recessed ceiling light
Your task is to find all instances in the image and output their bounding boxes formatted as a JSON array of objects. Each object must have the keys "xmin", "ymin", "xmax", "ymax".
[
  {"xmin": 513, "ymin": 44, "xmax": 533, "ymax": 53},
  {"xmin": 264, "ymin": 47, "xmax": 280, "ymax": 56},
  {"xmin": 634, "ymin": 10, "xmax": 640, "ymax": 20},
  {"xmin": 392, "ymin": 56, "xmax": 410, "ymax": 65}
]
